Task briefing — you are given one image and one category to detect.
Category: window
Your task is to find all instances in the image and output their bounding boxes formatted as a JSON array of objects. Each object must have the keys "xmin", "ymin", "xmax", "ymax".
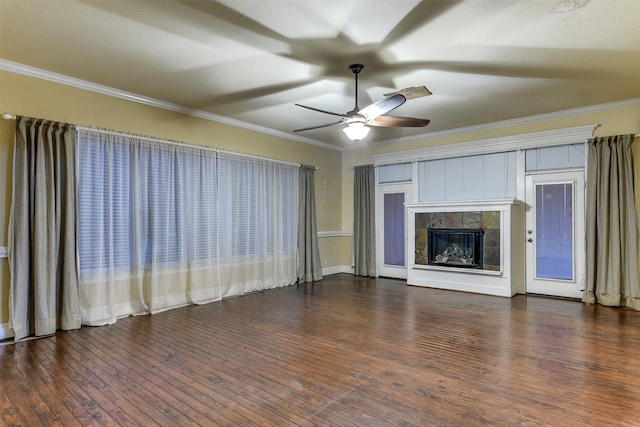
[
  {"xmin": 76, "ymin": 129, "xmax": 297, "ymax": 277},
  {"xmin": 525, "ymin": 143, "xmax": 585, "ymax": 172},
  {"xmin": 378, "ymin": 163, "xmax": 412, "ymax": 183}
]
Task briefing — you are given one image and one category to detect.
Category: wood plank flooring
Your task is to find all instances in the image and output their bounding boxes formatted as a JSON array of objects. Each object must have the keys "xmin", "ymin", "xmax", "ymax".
[{"xmin": 2, "ymin": 274, "xmax": 640, "ymax": 426}]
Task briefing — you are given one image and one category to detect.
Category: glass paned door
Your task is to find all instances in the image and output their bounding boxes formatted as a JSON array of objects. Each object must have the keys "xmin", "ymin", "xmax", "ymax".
[
  {"xmin": 384, "ymin": 192, "xmax": 405, "ymax": 266},
  {"xmin": 535, "ymin": 183, "xmax": 573, "ymax": 280},
  {"xmin": 525, "ymin": 172, "xmax": 584, "ymax": 298},
  {"xmin": 377, "ymin": 183, "xmax": 411, "ymax": 279}
]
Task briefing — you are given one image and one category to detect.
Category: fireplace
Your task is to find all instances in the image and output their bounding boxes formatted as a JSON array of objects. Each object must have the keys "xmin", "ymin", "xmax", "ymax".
[
  {"xmin": 408, "ymin": 201, "xmax": 523, "ymax": 297},
  {"xmin": 428, "ymin": 228, "xmax": 484, "ymax": 269}
]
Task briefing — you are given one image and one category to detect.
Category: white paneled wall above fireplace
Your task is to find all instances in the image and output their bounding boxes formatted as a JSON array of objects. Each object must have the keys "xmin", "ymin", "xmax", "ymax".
[{"xmin": 418, "ymin": 151, "xmax": 517, "ymax": 202}]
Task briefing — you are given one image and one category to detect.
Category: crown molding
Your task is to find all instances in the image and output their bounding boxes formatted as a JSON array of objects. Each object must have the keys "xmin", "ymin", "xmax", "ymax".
[
  {"xmin": 381, "ymin": 98, "xmax": 640, "ymax": 146},
  {"xmin": 3, "ymin": 59, "xmax": 635, "ymax": 154},
  {"xmin": 373, "ymin": 124, "xmax": 597, "ymax": 165},
  {"xmin": 0, "ymin": 60, "xmax": 343, "ymax": 152}
]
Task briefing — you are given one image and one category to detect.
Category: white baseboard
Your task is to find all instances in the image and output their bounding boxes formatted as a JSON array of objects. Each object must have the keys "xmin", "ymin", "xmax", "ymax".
[
  {"xmin": 0, "ymin": 323, "xmax": 15, "ymax": 341},
  {"xmin": 322, "ymin": 265, "xmax": 354, "ymax": 276}
]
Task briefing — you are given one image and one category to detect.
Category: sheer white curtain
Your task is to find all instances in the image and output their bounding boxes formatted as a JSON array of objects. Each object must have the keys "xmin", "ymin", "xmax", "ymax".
[
  {"xmin": 76, "ymin": 129, "xmax": 298, "ymax": 326},
  {"xmin": 216, "ymin": 151, "xmax": 298, "ymax": 296}
]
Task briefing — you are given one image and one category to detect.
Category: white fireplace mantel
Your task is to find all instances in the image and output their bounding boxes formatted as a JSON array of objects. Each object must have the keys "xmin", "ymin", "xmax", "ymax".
[{"xmin": 406, "ymin": 199, "xmax": 525, "ymax": 297}]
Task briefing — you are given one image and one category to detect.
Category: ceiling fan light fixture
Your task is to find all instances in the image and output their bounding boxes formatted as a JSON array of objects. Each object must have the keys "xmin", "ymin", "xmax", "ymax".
[
  {"xmin": 343, "ymin": 122, "xmax": 370, "ymax": 141},
  {"xmin": 294, "ymin": 63, "xmax": 431, "ymax": 140}
]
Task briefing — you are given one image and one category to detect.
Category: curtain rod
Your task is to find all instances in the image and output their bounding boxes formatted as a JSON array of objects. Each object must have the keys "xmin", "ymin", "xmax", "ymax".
[
  {"xmin": 349, "ymin": 164, "xmax": 378, "ymax": 170},
  {"xmin": 214, "ymin": 147, "xmax": 306, "ymax": 169},
  {"xmin": 76, "ymin": 126, "xmax": 305, "ymax": 169},
  {"xmin": 5, "ymin": 113, "xmax": 640, "ymax": 140},
  {"xmin": 77, "ymin": 124, "xmax": 218, "ymax": 152},
  {"xmin": 2, "ymin": 113, "xmax": 316, "ymax": 169}
]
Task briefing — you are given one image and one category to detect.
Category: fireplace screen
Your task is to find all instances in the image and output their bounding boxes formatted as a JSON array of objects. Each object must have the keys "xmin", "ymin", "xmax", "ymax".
[{"xmin": 428, "ymin": 228, "xmax": 484, "ymax": 268}]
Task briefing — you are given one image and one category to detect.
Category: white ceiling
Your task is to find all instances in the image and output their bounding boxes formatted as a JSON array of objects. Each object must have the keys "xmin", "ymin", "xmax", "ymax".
[{"xmin": 2, "ymin": 0, "xmax": 639, "ymax": 149}]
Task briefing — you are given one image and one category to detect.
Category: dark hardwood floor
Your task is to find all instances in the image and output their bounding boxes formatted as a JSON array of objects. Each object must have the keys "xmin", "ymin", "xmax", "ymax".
[{"xmin": 2, "ymin": 274, "xmax": 640, "ymax": 426}]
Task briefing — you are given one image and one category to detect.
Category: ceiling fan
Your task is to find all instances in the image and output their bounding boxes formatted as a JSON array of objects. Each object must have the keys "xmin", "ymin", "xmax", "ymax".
[{"xmin": 294, "ymin": 64, "xmax": 432, "ymax": 141}]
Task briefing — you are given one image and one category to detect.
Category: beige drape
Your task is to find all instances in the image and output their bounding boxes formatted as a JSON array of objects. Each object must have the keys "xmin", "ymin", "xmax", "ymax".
[
  {"xmin": 583, "ymin": 134, "xmax": 640, "ymax": 310},
  {"xmin": 297, "ymin": 165, "xmax": 323, "ymax": 282},
  {"xmin": 353, "ymin": 165, "xmax": 376, "ymax": 277},
  {"xmin": 8, "ymin": 117, "xmax": 81, "ymax": 341}
]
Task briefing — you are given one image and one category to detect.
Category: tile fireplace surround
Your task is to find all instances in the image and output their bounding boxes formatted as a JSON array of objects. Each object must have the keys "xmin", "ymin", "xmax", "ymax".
[{"xmin": 406, "ymin": 199, "xmax": 524, "ymax": 297}]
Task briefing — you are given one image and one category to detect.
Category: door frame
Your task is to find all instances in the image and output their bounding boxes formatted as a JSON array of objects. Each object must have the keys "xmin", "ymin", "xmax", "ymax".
[
  {"xmin": 524, "ymin": 170, "xmax": 585, "ymax": 298},
  {"xmin": 376, "ymin": 182, "xmax": 412, "ymax": 279}
]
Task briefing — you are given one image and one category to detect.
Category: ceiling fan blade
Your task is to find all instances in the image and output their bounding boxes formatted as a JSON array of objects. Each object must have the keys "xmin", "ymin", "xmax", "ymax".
[
  {"xmin": 369, "ymin": 116, "xmax": 430, "ymax": 128},
  {"xmin": 359, "ymin": 93, "xmax": 406, "ymax": 122},
  {"xmin": 383, "ymin": 86, "xmax": 432, "ymax": 100},
  {"xmin": 293, "ymin": 121, "xmax": 344, "ymax": 132},
  {"xmin": 295, "ymin": 103, "xmax": 346, "ymax": 118}
]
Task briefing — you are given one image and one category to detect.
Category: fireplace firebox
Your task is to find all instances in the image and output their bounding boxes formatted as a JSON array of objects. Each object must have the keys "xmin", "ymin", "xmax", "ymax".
[{"xmin": 428, "ymin": 228, "xmax": 484, "ymax": 269}]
